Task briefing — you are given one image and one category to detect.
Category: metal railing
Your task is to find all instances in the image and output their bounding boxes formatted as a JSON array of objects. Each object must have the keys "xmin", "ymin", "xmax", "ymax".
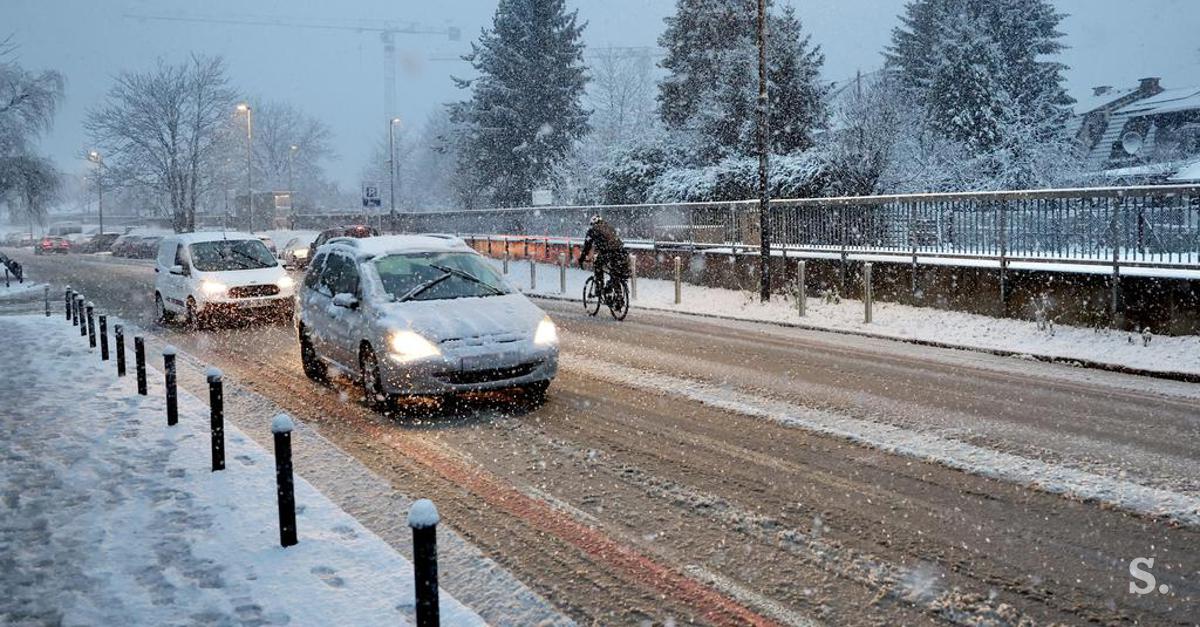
[{"xmin": 378, "ymin": 184, "xmax": 1200, "ymax": 270}]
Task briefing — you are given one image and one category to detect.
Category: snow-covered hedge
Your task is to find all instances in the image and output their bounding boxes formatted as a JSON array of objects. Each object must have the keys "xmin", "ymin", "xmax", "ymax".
[{"xmin": 644, "ymin": 152, "xmax": 828, "ymax": 203}]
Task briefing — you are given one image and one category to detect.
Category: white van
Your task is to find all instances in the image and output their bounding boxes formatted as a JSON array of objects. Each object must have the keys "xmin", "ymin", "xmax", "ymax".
[{"xmin": 154, "ymin": 232, "xmax": 296, "ymax": 327}]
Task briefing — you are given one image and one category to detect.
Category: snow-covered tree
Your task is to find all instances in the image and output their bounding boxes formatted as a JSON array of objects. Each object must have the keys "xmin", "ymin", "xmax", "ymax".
[
  {"xmin": 449, "ymin": 0, "xmax": 589, "ymax": 208},
  {"xmin": 884, "ymin": 0, "xmax": 1076, "ymax": 188},
  {"xmin": 0, "ymin": 34, "xmax": 63, "ymax": 226},
  {"xmin": 86, "ymin": 54, "xmax": 235, "ymax": 232},
  {"xmin": 657, "ymin": 0, "xmax": 826, "ymax": 163}
]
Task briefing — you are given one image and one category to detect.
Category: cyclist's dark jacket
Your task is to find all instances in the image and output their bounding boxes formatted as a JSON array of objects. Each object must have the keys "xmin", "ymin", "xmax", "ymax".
[{"xmin": 580, "ymin": 222, "xmax": 629, "ymax": 278}]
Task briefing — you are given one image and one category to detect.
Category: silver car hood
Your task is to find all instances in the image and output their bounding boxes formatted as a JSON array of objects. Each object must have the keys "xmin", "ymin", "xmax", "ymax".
[{"xmin": 376, "ymin": 293, "xmax": 545, "ymax": 342}]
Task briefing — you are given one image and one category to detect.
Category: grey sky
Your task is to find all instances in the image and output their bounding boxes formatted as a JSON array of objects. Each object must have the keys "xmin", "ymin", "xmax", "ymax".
[{"xmin": 5, "ymin": 0, "xmax": 1199, "ymax": 189}]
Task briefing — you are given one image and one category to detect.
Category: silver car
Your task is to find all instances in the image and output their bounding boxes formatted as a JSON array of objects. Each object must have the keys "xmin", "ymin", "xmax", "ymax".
[{"xmin": 296, "ymin": 234, "xmax": 558, "ymax": 407}]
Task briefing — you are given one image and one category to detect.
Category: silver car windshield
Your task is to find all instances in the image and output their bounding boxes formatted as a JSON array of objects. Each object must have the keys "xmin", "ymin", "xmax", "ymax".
[{"xmin": 374, "ymin": 252, "xmax": 510, "ymax": 301}]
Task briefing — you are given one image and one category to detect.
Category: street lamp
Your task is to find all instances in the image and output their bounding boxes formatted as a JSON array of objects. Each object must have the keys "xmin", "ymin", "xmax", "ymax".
[
  {"xmin": 87, "ymin": 150, "xmax": 105, "ymax": 235},
  {"xmin": 755, "ymin": 0, "xmax": 772, "ymax": 302},
  {"xmin": 288, "ymin": 144, "xmax": 299, "ymax": 224},
  {"xmin": 236, "ymin": 102, "xmax": 254, "ymax": 232},
  {"xmin": 388, "ymin": 117, "xmax": 402, "ymax": 217}
]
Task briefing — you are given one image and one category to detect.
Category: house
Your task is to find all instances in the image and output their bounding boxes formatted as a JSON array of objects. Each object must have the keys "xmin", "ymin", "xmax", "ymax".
[{"xmin": 1073, "ymin": 77, "xmax": 1200, "ymax": 183}]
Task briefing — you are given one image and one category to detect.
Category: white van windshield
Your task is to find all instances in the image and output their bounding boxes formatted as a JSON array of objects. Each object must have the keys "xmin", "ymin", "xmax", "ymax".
[{"xmin": 189, "ymin": 239, "xmax": 277, "ymax": 272}]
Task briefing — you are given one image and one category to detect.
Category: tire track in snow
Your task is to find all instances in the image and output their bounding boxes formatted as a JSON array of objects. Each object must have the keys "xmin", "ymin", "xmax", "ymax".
[{"xmin": 562, "ymin": 354, "xmax": 1200, "ymax": 529}]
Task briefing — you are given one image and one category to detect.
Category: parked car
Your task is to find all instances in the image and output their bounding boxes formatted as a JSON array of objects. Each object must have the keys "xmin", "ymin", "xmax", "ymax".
[
  {"xmin": 258, "ymin": 235, "xmax": 278, "ymax": 256},
  {"xmin": 110, "ymin": 234, "xmax": 143, "ymax": 257},
  {"xmin": 280, "ymin": 234, "xmax": 318, "ymax": 269},
  {"xmin": 131, "ymin": 236, "xmax": 163, "ymax": 259},
  {"xmin": 17, "ymin": 235, "xmax": 35, "ymax": 248},
  {"xmin": 34, "ymin": 236, "xmax": 70, "ymax": 255},
  {"xmin": 79, "ymin": 232, "xmax": 120, "ymax": 254},
  {"xmin": 154, "ymin": 231, "xmax": 296, "ymax": 327},
  {"xmin": 296, "ymin": 234, "xmax": 558, "ymax": 407},
  {"xmin": 307, "ymin": 225, "xmax": 378, "ymax": 261},
  {"xmin": 2, "ymin": 233, "xmax": 23, "ymax": 247}
]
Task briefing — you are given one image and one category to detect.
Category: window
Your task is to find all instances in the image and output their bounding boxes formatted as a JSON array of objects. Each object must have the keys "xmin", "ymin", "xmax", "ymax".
[
  {"xmin": 374, "ymin": 252, "xmax": 510, "ymax": 301},
  {"xmin": 303, "ymin": 252, "xmax": 326, "ymax": 290},
  {"xmin": 319, "ymin": 254, "xmax": 359, "ymax": 297},
  {"xmin": 173, "ymin": 244, "xmax": 187, "ymax": 269},
  {"xmin": 188, "ymin": 239, "xmax": 277, "ymax": 272}
]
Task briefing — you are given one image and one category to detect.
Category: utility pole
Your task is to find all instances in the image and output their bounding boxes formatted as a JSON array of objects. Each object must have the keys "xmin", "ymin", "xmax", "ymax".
[{"xmin": 756, "ymin": 0, "xmax": 772, "ymax": 302}]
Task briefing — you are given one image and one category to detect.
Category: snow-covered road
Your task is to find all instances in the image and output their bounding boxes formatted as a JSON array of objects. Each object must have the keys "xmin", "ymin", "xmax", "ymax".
[{"xmin": 6, "ymin": 247, "xmax": 1200, "ymax": 624}]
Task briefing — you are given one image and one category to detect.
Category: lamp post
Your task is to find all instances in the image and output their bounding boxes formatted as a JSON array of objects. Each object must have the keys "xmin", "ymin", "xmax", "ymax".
[
  {"xmin": 288, "ymin": 144, "xmax": 299, "ymax": 219},
  {"xmin": 87, "ymin": 150, "xmax": 104, "ymax": 235},
  {"xmin": 236, "ymin": 102, "xmax": 254, "ymax": 232},
  {"xmin": 388, "ymin": 117, "xmax": 402, "ymax": 216}
]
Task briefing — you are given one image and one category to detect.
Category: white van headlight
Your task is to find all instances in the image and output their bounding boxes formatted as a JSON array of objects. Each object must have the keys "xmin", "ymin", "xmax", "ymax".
[
  {"xmin": 199, "ymin": 280, "xmax": 227, "ymax": 297},
  {"xmin": 534, "ymin": 316, "xmax": 558, "ymax": 346},
  {"xmin": 276, "ymin": 275, "xmax": 296, "ymax": 291},
  {"xmin": 389, "ymin": 331, "xmax": 441, "ymax": 362}
]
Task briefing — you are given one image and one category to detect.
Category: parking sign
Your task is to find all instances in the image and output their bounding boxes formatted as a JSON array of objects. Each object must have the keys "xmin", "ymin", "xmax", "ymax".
[{"xmin": 362, "ymin": 182, "xmax": 381, "ymax": 208}]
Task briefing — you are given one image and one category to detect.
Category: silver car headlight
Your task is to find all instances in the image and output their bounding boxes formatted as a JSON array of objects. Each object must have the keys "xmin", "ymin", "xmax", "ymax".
[
  {"xmin": 389, "ymin": 331, "xmax": 441, "ymax": 362},
  {"xmin": 534, "ymin": 316, "xmax": 558, "ymax": 346}
]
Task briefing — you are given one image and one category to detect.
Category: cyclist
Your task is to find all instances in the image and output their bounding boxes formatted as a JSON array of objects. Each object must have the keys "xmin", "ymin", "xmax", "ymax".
[{"xmin": 578, "ymin": 215, "xmax": 629, "ymax": 296}]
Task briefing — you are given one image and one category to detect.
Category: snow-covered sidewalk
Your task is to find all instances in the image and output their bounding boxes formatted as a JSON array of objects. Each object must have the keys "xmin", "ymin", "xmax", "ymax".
[
  {"xmin": 495, "ymin": 257, "xmax": 1200, "ymax": 378},
  {"xmin": 0, "ymin": 314, "xmax": 482, "ymax": 626}
]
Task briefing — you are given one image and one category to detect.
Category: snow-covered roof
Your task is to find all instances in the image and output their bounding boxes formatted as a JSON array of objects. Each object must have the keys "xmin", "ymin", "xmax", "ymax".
[
  {"xmin": 1114, "ymin": 87, "xmax": 1200, "ymax": 118},
  {"xmin": 1072, "ymin": 86, "xmax": 1137, "ymax": 115},
  {"xmin": 324, "ymin": 234, "xmax": 472, "ymax": 258},
  {"xmin": 170, "ymin": 231, "xmax": 264, "ymax": 245}
]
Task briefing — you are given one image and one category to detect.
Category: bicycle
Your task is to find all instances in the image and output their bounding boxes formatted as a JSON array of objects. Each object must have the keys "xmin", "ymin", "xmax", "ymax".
[{"xmin": 582, "ymin": 272, "xmax": 630, "ymax": 320}]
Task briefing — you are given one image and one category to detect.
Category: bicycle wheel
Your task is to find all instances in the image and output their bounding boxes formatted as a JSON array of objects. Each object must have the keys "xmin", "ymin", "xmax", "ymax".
[
  {"xmin": 582, "ymin": 276, "xmax": 601, "ymax": 316},
  {"xmin": 607, "ymin": 279, "xmax": 630, "ymax": 321}
]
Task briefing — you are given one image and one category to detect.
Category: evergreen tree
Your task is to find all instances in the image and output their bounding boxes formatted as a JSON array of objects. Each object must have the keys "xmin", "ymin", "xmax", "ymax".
[
  {"xmin": 886, "ymin": 0, "xmax": 1073, "ymax": 155},
  {"xmin": 657, "ymin": 0, "xmax": 826, "ymax": 163},
  {"xmin": 449, "ymin": 0, "xmax": 589, "ymax": 208}
]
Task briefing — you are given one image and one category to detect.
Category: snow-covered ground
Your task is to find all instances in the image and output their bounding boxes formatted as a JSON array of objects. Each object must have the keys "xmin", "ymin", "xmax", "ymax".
[
  {"xmin": 0, "ymin": 314, "xmax": 484, "ymax": 626},
  {"xmin": 493, "ymin": 256, "xmax": 1200, "ymax": 378}
]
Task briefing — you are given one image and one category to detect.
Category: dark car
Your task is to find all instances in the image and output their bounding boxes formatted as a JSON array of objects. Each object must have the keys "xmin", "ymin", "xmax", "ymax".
[
  {"xmin": 35, "ymin": 236, "xmax": 70, "ymax": 255},
  {"xmin": 130, "ymin": 235, "xmax": 163, "ymax": 259},
  {"xmin": 110, "ymin": 234, "xmax": 142, "ymax": 257},
  {"xmin": 79, "ymin": 232, "xmax": 121, "ymax": 254},
  {"xmin": 308, "ymin": 225, "xmax": 379, "ymax": 260}
]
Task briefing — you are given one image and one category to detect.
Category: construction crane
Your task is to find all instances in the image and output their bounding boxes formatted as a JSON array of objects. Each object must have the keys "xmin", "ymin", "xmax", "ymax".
[{"xmin": 123, "ymin": 11, "xmax": 461, "ymax": 133}]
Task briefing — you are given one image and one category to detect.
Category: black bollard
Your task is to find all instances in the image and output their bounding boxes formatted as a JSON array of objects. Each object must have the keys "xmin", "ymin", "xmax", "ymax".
[
  {"xmin": 134, "ymin": 336, "xmax": 147, "ymax": 395},
  {"xmin": 86, "ymin": 303, "xmax": 96, "ymax": 348},
  {"xmin": 70, "ymin": 293, "xmax": 79, "ymax": 326},
  {"xmin": 4, "ymin": 267, "xmax": 8, "ymax": 288},
  {"xmin": 98, "ymin": 315, "xmax": 109, "ymax": 360},
  {"xmin": 44, "ymin": 285, "xmax": 50, "ymax": 317},
  {"xmin": 64, "ymin": 287, "xmax": 72, "ymax": 320},
  {"xmin": 272, "ymin": 414, "xmax": 298, "ymax": 547},
  {"xmin": 77, "ymin": 297, "xmax": 86, "ymax": 336},
  {"xmin": 115, "ymin": 325, "xmax": 126, "ymax": 377},
  {"xmin": 208, "ymin": 368, "xmax": 225, "ymax": 472},
  {"xmin": 409, "ymin": 499, "xmax": 441, "ymax": 627},
  {"xmin": 163, "ymin": 346, "xmax": 178, "ymax": 426}
]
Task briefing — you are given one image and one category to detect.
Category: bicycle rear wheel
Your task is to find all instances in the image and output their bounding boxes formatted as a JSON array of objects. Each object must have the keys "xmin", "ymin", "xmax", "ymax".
[
  {"xmin": 608, "ymin": 279, "xmax": 630, "ymax": 320},
  {"xmin": 582, "ymin": 276, "xmax": 601, "ymax": 316}
]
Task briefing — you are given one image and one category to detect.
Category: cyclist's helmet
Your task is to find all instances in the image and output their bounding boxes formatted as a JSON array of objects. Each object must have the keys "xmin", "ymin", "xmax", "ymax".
[{"xmin": 589, "ymin": 214, "xmax": 604, "ymax": 225}]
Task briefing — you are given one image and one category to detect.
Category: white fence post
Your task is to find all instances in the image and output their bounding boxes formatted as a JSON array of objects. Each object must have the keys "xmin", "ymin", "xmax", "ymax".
[
  {"xmin": 629, "ymin": 253, "xmax": 637, "ymax": 300},
  {"xmin": 863, "ymin": 262, "xmax": 873, "ymax": 324},
  {"xmin": 674, "ymin": 256, "xmax": 682, "ymax": 305}
]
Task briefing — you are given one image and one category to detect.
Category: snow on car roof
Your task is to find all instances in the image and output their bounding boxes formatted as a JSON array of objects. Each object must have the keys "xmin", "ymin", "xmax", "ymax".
[
  {"xmin": 325, "ymin": 234, "xmax": 473, "ymax": 259},
  {"xmin": 171, "ymin": 231, "xmax": 264, "ymax": 245}
]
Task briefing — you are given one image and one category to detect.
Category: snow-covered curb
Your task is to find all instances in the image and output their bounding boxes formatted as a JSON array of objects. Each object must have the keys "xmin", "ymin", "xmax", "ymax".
[
  {"xmin": 494, "ymin": 258, "xmax": 1200, "ymax": 381},
  {"xmin": 0, "ymin": 314, "xmax": 483, "ymax": 626}
]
